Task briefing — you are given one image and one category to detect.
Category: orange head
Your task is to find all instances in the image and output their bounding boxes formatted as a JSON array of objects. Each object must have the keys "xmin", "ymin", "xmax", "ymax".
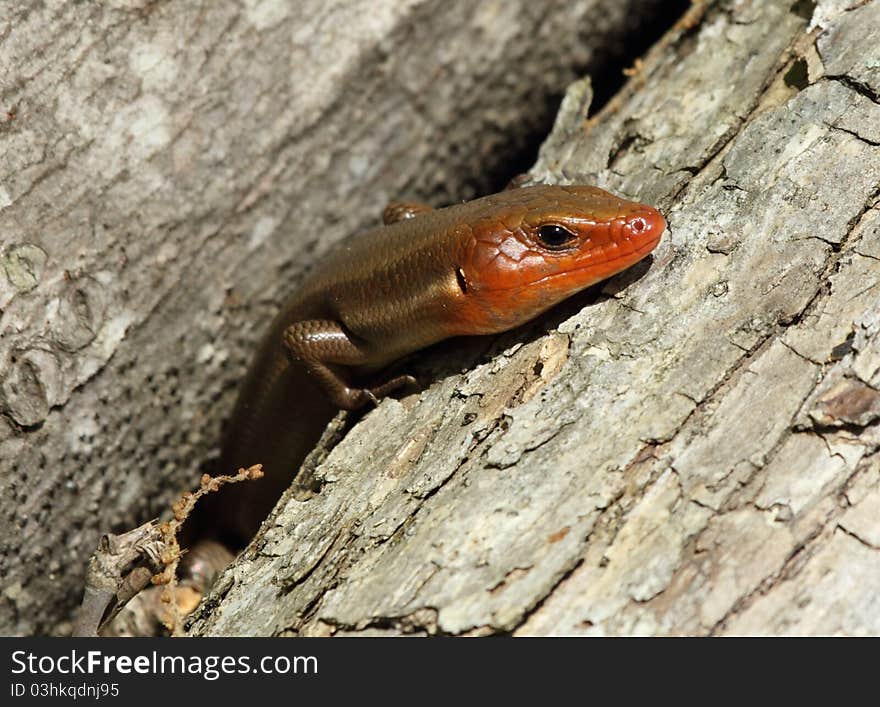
[{"xmin": 454, "ymin": 185, "xmax": 665, "ymax": 333}]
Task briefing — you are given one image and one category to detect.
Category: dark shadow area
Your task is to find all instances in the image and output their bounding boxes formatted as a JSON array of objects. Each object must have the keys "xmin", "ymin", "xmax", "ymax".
[{"xmin": 483, "ymin": 1, "xmax": 691, "ymax": 194}]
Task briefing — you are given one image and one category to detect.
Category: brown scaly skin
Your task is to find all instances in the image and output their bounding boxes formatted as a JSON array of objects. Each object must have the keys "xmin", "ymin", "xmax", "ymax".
[{"xmin": 209, "ymin": 185, "xmax": 665, "ymax": 544}]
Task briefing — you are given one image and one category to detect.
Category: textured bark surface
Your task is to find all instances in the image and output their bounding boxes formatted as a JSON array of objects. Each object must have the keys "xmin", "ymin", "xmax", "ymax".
[
  {"xmin": 190, "ymin": 0, "xmax": 880, "ymax": 637},
  {"xmin": 0, "ymin": 0, "xmax": 673, "ymax": 636}
]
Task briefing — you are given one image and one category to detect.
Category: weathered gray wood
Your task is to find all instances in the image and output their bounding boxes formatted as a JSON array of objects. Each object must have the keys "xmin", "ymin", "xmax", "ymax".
[
  {"xmin": 190, "ymin": 0, "xmax": 880, "ymax": 636},
  {"xmin": 0, "ymin": 0, "xmax": 670, "ymax": 635}
]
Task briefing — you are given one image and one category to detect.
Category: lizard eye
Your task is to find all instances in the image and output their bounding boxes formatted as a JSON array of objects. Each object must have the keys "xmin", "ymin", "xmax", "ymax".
[
  {"xmin": 537, "ymin": 224, "xmax": 577, "ymax": 250},
  {"xmin": 630, "ymin": 217, "xmax": 647, "ymax": 233}
]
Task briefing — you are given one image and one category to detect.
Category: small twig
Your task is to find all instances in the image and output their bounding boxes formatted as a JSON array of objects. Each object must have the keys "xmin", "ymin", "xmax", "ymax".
[{"xmin": 152, "ymin": 465, "xmax": 263, "ymax": 635}]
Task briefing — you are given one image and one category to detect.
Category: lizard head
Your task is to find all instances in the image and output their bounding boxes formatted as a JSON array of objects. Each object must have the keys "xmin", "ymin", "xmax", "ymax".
[{"xmin": 453, "ymin": 184, "xmax": 666, "ymax": 333}]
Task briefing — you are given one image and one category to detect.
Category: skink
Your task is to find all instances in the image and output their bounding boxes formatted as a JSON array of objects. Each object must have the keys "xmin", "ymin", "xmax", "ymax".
[{"xmin": 210, "ymin": 184, "xmax": 665, "ymax": 543}]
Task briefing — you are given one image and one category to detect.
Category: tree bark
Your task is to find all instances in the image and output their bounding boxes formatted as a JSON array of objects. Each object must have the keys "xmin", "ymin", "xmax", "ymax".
[
  {"xmin": 189, "ymin": 0, "xmax": 880, "ymax": 637},
  {"xmin": 0, "ymin": 0, "xmax": 672, "ymax": 635}
]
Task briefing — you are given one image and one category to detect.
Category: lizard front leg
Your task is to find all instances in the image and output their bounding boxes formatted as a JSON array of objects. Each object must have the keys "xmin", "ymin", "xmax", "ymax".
[{"xmin": 282, "ymin": 320, "xmax": 416, "ymax": 410}]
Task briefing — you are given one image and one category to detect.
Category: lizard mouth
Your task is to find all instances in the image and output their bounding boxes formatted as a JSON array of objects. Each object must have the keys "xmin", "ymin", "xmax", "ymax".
[{"xmin": 487, "ymin": 232, "xmax": 662, "ymax": 293}]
